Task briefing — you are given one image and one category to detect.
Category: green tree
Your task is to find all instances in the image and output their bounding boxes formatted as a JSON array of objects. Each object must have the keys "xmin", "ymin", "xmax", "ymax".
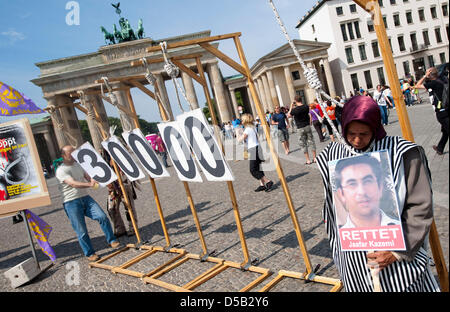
[
  {"xmin": 202, "ymin": 98, "xmax": 219, "ymax": 124},
  {"xmin": 78, "ymin": 116, "xmax": 159, "ymax": 142}
]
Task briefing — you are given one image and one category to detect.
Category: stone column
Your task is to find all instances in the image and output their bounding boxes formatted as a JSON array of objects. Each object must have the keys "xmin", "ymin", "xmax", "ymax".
[
  {"xmin": 305, "ymin": 62, "xmax": 317, "ymax": 104},
  {"xmin": 246, "ymin": 85, "xmax": 257, "ymax": 117},
  {"xmin": 261, "ymin": 74, "xmax": 274, "ymax": 111},
  {"xmin": 54, "ymin": 94, "xmax": 83, "ymax": 148},
  {"xmin": 181, "ymin": 71, "xmax": 199, "ymax": 109},
  {"xmin": 284, "ymin": 65, "xmax": 296, "ymax": 102},
  {"xmin": 207, "ymin": 62, "xmax": 231, "ymax": 123},
  {"xmin": 46, "ymin": 96, "xmax": 68, "ymax": 149},
  {"xmin": 111, "ymin": 84, "xmax": 138, "ymax": 131},
  {"xmin": 43, "ymin": 131, "xmax": 57, "ymax": 160},
  {"xmin": 255, "ymin": 78, "xmax": 268, "ymax": 113},
  {"xmin": 84, "ymin": 94, "xmax": 105, "ymax": 152},
  {"xmin": 228, "ymin": 87, "xmax": 240, "ymax": 117},
  {"xmin": 266, "ymin": 70, "xmax": 280, "ymax": 108},
  {"xmin": 155, "ymin": 74, "xmax": 174, "ymax": 121},
  {"xmin": 322, "ymin": 58, "xmax": 337, "ymax": 98}
]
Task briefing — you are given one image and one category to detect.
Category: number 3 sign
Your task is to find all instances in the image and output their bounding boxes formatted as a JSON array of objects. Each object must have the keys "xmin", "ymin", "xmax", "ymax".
[{"xmin": 71, "ymin": 142, "xmax": 117, "ymax": 187}]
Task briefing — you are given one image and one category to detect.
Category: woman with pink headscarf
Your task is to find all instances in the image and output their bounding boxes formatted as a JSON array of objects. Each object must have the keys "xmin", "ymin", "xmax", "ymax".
[{"xmin": 316, "ymin": 95, "xmax": 440, "ymax": 292}]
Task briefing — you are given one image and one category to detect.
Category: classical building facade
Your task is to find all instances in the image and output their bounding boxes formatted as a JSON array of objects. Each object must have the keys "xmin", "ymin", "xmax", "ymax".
[
  {"xmin": 296, "ymin": 0, "xmax": 449, "ymax": 97},
  {"xmin": 224, "ymin": 40, "xmax": 335, "ymax": 115},
  {"xmin": 31, "ymin": 30, "xmax": 234, "ymax": 151}
]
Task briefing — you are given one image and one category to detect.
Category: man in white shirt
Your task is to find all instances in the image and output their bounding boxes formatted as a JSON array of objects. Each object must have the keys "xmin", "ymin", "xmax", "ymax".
[{"xmin": 56, "ymin": 145, "xmax": 120, "ymax": 262}]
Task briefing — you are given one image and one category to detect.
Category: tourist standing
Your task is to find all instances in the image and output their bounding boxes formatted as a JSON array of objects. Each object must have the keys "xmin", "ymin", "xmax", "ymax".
[{"xmin": 288, "ymin": 95, "xmax": 317, "ymax": 164}]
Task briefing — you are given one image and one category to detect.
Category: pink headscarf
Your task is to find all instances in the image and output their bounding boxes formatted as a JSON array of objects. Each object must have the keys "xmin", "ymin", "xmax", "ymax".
[{"xmin": 341, "ymin": 95, "xmax": 386, "ymax": 145}]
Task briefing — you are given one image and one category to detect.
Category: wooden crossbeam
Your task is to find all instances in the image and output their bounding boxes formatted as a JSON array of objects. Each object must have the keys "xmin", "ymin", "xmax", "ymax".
[{"xmin": 146, "ymin": 32, "xmax": 242, "ymax": 53}]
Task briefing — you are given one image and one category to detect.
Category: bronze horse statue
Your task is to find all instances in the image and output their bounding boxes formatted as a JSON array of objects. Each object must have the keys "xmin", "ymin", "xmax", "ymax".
[{"xmin": 101, "ymin": 26, "xmax": 115, "ymax": 45}]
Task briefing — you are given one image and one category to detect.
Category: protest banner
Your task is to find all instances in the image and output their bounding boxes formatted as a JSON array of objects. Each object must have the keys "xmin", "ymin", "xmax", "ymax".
[
  {"xmin": 0, "ymin": 118, "xmax": 50, "ymax": 215},
  {"xmin": 328, "ymin": 150, "xmax": 406, "ymax": 251}
]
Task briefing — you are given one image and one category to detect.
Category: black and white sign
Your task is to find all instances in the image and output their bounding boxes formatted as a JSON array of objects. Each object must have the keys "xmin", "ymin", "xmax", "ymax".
[
  {"xmin": 101, "ymin": 135, "xmax": 145, "ymax": 182},
  {"xmin": 157, "ymin": 121, "xmax": 203, "ymax": 182},
  {"xmin": 71, "ymin": 142, "xmax": 117, "ymax": 187},
  {"xmin": 122, "ymin": 128, "xmax": 170, "ymax": 179},
  {"xmin": 177, "ymin": 109, "xmax": 234, "ymax": 181}
]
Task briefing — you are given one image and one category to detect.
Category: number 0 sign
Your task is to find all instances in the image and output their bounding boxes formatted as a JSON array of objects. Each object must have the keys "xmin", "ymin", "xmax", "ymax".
[
  {"xmin": 157, "ymin": 121, "xmax": 203, "ymax": 183},
  {"xmin": 177, "ymin": 109, "xmax": 234, "ymax": 182},
  {"xmin": 101, "ymin": 136, "xmax": 146, "ymax": 182},
  {"xmin": 122, "ymin": 128, "xmax": 170, "ymax": 179}
]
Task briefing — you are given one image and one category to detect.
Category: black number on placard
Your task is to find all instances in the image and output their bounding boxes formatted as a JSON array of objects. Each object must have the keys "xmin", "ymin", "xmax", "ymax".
[
  {"xmin": 163, "ymin": 126, "xmax": 197, "ymax": 179},
  {"xmin": 184, "ymin": 116, "xmax": 225, "ymax": 178},
  {"xmin": 127, "ymin": 133, "xmax": 163, "ymax": 176},
  {"xmin": 106, "ymin": 141, "xmax": 141, "ymax": 179},
  {"xmin": 76, "ymin": 149, "xmax": 112, "ymax": 183}
]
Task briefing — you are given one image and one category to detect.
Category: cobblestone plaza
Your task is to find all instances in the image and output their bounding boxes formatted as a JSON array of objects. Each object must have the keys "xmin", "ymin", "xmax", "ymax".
[{"xmin": 1, "ymin": 97, "xmax": 448, "ymax": 292}]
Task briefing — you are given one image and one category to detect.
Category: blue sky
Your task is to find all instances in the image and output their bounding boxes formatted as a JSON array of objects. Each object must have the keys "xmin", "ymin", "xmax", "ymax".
[{"xmin": 0, "ymin": 0, "xmax": 318, "ymax": 124}]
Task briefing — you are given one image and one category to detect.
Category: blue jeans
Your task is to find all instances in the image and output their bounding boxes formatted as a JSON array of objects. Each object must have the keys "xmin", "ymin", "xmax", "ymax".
[
  {"xmin": 404, "ymin": 92, "xmax": 413, "ymax": 106},
  {"xmin": 379, "ymin": 105, "xmax": 388, "ymax": 125},
  {"xmin": 63, "ymin": 195, "xmax": 116, "ymax": 257}
]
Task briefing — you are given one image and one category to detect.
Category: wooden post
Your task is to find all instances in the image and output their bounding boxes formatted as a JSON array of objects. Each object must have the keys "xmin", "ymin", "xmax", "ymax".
[
  {"xmin": 232, "ymin": 35, "xmax": 314, "ymax": 274},
  {"xmin": 124, "ymin": 88, "xmax": 170, "ymax": 247},
  {"xmin": 195, "ymin": 56, "xmax": 251, "ymax": 267},
  {"xmin": 125, "ymin": 83, "xmax": 209, "ymax": 256},
  {"xmin": 354, "ymin": 0, "xmax": 448, "ymax": 292},
  {"xmin": 88, "ymin": 97, "xmax": 142, "ymax": 245}
]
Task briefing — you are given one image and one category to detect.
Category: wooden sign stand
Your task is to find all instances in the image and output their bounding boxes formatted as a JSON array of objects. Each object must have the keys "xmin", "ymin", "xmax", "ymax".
[
  {"xmin": 143, "ymin": 33, "xmax": 342, "ymax": 292},
  {"xmin": 353, "ymin": 0, "xmax": 448, "ymax": 292},
  {"xmin": 89, "ymin": 48, "xmax": 273, "ymax": 291},
  {"xmin": 65, "ymin": 91, "xmax": 188, "ymax": 292}
]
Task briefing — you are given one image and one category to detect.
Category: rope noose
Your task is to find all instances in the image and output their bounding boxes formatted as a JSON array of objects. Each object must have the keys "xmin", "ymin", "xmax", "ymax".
[
  {"xmin": 268, "ymin": 0, "xmax": 357, "ymax": 156},
  {"xmin": 141, "ymin": 57, "xmax": 170, "ymax": 120},
  {"xmin": 159, "ymin": 41, "xmax": 194, "ymax": 113},
  {"xmin": 46, "ymin": 104, "xmax": 79, "ymax": 147},
  {"xmin": 101, "ymin": 76, "xmax": 133, "ymax": 132}
]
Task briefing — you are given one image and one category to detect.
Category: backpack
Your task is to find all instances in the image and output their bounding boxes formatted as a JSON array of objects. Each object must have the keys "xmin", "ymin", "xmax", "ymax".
[{"xmin": 434, "ymin": 79, "xmax": 449, "ymax": 110}]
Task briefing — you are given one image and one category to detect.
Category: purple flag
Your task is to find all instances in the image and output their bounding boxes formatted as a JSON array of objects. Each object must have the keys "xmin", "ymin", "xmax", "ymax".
[
  {"xmin": 0, "ymin": 81, "xmax": 44, "ymax": 116},
  {"xmin": 24, "ymin": 209, "xmax": 57, "ymax": 262}
]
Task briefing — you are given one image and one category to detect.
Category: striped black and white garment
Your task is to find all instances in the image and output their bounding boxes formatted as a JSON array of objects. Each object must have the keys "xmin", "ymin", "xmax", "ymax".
[{"xmin": 316, "ymin": 136, "xmax": 440, "ymax": 292}]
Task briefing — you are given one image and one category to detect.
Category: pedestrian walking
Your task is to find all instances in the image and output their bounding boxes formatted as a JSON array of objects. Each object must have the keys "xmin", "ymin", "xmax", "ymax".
[
  {"xmin": 309, "ymin": 103, "xmax": 325, "ymax": 142},
  {"xmin": 415, "ymin": 67, "xmax": 449, "ymax": 155},
  {"xmin": 236, "ymin": 113, "xmax": 274, "ymax": 192}
]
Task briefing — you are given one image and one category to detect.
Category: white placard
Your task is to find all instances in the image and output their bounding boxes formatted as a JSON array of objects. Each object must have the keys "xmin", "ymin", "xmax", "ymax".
[
  {"xmin": 157, "ymin": 121, "xmax": 202, "ymax": 182},
  {"xmin": 176, "ymin": 109, "xmax": 234, "ymax": 181},
  {"xmin": 101, "ymin": 135, "xmax": 145, "ymax": 182},
  {"xmin": 122, "ymin": 128, "xmax": 170, "ymax": 179},
  {"xmin": 71, "ymin": 142, "xmax": 117, "ymax": 187}
]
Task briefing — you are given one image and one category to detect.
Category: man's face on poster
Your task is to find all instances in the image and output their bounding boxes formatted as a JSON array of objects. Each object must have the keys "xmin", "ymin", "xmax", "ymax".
[{"xmin": 337, "ymin": 163, "xmax": 383, "ymax": 223}]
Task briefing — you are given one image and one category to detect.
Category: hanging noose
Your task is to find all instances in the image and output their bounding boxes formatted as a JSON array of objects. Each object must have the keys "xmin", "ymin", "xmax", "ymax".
[
  {"xmin": 268, "ymin": 0, "xmax": 357, "ymax": 156},
  {"xmin": 141, "ymin": 57, "xmax": 171, "ymax": 120},
  {"xmin": 159, "ymin": 41, "xmax": 194, "ymax": 112},
  {"xmin": 101, "ymin": 76, "xmax": 133, "ymax": 131}
]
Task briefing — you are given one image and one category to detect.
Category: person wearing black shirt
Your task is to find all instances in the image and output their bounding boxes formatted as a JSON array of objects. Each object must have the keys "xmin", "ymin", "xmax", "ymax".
[
  {"xmin": 416, "ymin": 67, "xmax": 448, "ymax": 155},
  {"xmin": 288, "ymin": 95, "xmax": 317, "ymax": 164}
]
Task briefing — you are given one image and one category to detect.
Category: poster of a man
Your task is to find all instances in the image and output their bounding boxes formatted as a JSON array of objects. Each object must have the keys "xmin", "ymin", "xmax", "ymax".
[{"xmin": 329, "ymin": 151, "xmax": 406, "ymax": 251}]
